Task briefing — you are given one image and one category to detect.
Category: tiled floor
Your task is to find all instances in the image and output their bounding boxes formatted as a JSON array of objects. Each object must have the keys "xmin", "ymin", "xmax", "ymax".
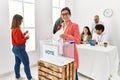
[
  {"xmin": 0, "ymin": 65, "xmax": 92, "ymax": 80},
  {"xmin": 1, "ymin": 63, "xmax": 120, "ymax": 80}
]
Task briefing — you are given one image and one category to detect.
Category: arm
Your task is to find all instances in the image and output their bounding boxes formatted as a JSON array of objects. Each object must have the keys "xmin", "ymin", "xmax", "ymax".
[
  {"xmin": 14, "ymin": 29, "xmax": 29, "ymax": 44},
  {"xmin": 102, "ymin": 34, "xmax": 108, "ymax": 43},
  {"xmin": 92, "ymin": 33, "xmax": 98, "ymax": 44},
  {"xmin": 67, "ymin": 24, "xmax": 81, "ymax": 44}
]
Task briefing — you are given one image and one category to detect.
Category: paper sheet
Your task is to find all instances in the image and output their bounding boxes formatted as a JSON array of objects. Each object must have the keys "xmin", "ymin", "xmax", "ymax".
[{"xmin": 52, "ymin": 28, "xmax": 64, "ymax": 41}]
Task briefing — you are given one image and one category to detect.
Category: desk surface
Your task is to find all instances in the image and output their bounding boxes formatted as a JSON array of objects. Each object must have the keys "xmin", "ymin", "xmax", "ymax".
[{"xmin": 77, "ymin": 44, "xmax": 117, "ymax": 52}]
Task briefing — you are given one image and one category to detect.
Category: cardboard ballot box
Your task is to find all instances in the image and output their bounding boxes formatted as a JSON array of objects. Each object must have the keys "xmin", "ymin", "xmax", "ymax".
[
  {"xmin": 40, "ymin": 40, "xmax": 59, "ymax": 58},
  {"xmin": 38, "ymin": 57, "xmax": 76, "ymax": 80},
  {"xmin": 40, "ymin": 40, "xmax": 74, "ymax": 59}
]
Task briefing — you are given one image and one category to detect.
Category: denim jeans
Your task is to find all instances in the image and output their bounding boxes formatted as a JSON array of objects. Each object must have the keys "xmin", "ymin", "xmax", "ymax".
[
  {"xmin": 76, "ymin": 69, "xmax": 79, "ymax": 80},
  {"xmin": 12, "ymin": 44, "xmax": 32, "ymax": 80}
]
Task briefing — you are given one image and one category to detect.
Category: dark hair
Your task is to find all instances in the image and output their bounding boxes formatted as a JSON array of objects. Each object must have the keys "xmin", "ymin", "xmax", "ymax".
[
  {"xmin": 11, "ymin": 14, "xmax": 23, "ymax": 29},
  {"xmin": 82, "ymin": 26, "xmax": 91, "ymax": 35},
  {"xmin": 95, "ymin": 24, "xmax": 105, "ymax": 32},
  {"xmin": 61, "ymin": 7, "xmax": 71, "ymax": 15},
  {"xmin": 53, "ymin": 17, "xmax": 63, "ymax": 34},
  {"xmin": 94, "ymin": 15, "xmax": 99, "ymax": 18}
]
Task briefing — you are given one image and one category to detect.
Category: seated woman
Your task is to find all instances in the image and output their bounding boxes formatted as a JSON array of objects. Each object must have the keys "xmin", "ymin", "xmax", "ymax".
[{"xmin": 81, "ymin": 26, "xmax": 92, "ymax": 44}]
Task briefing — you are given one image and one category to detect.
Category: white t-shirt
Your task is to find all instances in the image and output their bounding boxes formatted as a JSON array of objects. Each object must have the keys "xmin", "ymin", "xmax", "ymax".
[
  {"xmin": 83, "ymin": 35, "xmax": 88, "ymax": 42},
  {"xmin": 92, "ymin": 32, "xmax": 108, "ymax": 45}
]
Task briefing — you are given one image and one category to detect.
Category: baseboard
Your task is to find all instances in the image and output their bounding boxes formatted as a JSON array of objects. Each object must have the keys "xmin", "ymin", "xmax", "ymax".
[
  {"xmin": 0, "ymin": 64, "xmax": 37, "ymax": 78},
  {"xmin": 78, "ymin": 72, "xmax": 94, "ymax": 80},
  {"xmin": 0, "ymin": 71, "xmax": 14, "ymax": 78}
]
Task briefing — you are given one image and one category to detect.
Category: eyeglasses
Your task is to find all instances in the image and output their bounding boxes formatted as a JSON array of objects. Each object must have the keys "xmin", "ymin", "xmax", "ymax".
[{"xmin": 61, "ymin": 13, "xmax": 69, "ymax": 16}]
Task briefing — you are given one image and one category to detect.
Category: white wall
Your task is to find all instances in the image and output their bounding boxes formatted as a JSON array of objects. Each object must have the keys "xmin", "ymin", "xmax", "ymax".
[
  {"xmin": 35, "ymin": 0, "xmax": 52, "ymax": 57},
  {"xmin": 65, "ymin": 0, "xmax": 74, "ymax": 20},
  {"xmin": 0, "ymin": 0, "xmax": 52, "ymax": 75},
  {"xmin": 0, "ymin": 0, "xmax": 13, "ymax": 75},
  {"xmin": 66, "ymin": 0, "xmax": 120, "ymax": 58}
]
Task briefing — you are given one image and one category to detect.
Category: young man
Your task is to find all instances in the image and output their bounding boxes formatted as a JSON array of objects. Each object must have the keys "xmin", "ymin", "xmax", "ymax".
[{"xmin": 92, "ymin": 24, "xmax": 108, "ymax": 45}]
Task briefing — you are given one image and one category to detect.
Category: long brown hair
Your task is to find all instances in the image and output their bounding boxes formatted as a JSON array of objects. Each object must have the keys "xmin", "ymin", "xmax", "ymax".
[
  {"xmin": 82, "ymin": 26, "xmax": 92, "ymax": 35},
  {"xmin": 11, "ymin": 14, "xmax": 23, "ymax": 29}
]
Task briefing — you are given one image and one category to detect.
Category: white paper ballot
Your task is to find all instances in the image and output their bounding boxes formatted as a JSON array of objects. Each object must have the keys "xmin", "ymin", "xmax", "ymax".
[{"xmin": 52, "ymin": 28, "xmax": 64, "ymax": 41}]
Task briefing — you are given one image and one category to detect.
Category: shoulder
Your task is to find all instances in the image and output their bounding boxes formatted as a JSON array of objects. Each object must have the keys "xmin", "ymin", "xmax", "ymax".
[
  {"xmin": 102, "ymin": 32, "xmax": 107, "ymax": 35},
  {"xmin": 72, "ymin": 22, "xmax": 78, "ymax": 26},
  {"xmin": 16, "ymin": 28, "xmax": 21, "ymax": 32},
  {"xmin": 81, "ymin": 34, "xmax": 84, "ymax": 36},
  {"xmin": 102, "ymin": 33, "xmax": 108, "ymax": 37},
  {"xmin": 12, "ymin": 28, "xmax": 20, "ymax": 31},
  {"xmin": 99, "ymin": 21, "xmax": 104, "ymax": 24},
  {"xmin": 88, "ymin": 34, "xmax": 92, "ymax": 37},
  {"xmin": 70, "ymin": 22, "xmax": 79, "ymax": 28},
  {"xmin": 92, "ymin": 33, "xmax": 98, "ymax": 37},
  {"xmin": 92, "ymin": 22, "xmax": 95, "ymax": 25},
  {"xmin": 14, "ymin": 28, "xmax": 22, "ymax": 34}
]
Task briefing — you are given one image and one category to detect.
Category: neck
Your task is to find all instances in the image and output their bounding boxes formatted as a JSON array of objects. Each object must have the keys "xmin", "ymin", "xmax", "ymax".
[
  {"xmin": 84, "ymin": 33, "xmax": 88, "ymax": 35},
  {"xmin": 63, "ymin": 20, "xmax": 70, "ymax": 27},
  {"xmin": 98, "ymin": 33, "xmax": 102, "ymax": 35}
]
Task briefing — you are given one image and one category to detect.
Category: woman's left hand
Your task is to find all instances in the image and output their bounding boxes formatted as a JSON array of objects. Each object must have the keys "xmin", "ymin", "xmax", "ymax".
[{"xmin": 60, "ymin": 33, "xmax": 68, "ymax": 39}]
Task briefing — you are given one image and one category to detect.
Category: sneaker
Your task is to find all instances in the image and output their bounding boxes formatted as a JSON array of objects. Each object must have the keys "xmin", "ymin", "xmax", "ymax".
[
  {"xmin": 16, "ymin": 77, "xmax": 25, "ymax": 80},
  {"xmin": 30, "ymin": 78, "xmax": 36, "ymax": 80}
]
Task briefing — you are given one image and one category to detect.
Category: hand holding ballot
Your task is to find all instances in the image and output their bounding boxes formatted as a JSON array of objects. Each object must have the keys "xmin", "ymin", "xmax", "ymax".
[{"xmin": 60, "ymin": 33, "xmax": 68, "ymax": 39}]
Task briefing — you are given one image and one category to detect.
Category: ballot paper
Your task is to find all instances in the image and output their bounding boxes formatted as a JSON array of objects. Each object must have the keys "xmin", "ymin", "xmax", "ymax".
[{"xmin": 52, "ymin": 28, "xmax": 64, "ymax": 41}]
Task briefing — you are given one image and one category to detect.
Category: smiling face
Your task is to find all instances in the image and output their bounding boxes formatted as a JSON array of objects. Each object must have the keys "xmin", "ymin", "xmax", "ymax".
[
  {"xmin": 83, "ymin": 27, "xmax": 88, "ymax": 34},
  {"xmin": 61, "ymin": 10, "xmax": 71, "ymax": 22},
  {"xmin": 94, "ymin": 15, "xmax": 99, "ymax": 24}
]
